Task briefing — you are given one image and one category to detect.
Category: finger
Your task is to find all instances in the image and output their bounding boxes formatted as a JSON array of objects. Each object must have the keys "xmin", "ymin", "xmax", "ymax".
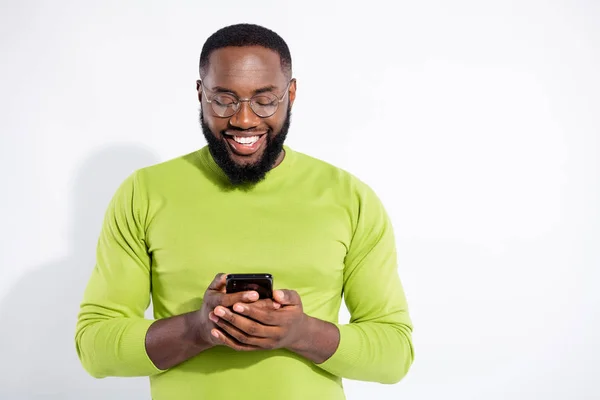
[
  {"xmin": 232, "ymin": 302, "xmax": 279, "ymax": 326},
  {"xmin": 265, "ymin": 299, "xmax": 281, "ymax": 310},
  {"xmin": 273, "ymin": 289, "xmax": 301, "ymax": 306},
  {"xmin": 208, "ymin": 273, "xmax": 228, "ymax": 291},
  {"xmin": 211, "ymin": 328, "xmax": 260, "ymax": 351},
  {"xmin": 213, "ymin": 318, "xmax": 276, "ymax": 349},
  {"xmin": 214, "ymin": 305, "xmax": 271, "ymax": 337},
  {"xmin": 208, "ymin": 311, "xmax": 219, "ymax": 323},
  {"xmin": 220, "ymin": 291, "xmax": 260, "ymax": 308},
  {"xmin": 237, "ymin": 298, "xmax": 280, "ymax": 310}
]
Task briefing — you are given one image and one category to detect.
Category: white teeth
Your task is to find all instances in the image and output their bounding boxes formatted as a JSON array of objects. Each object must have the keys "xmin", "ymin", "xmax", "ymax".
[{"xmin": 233, "ymin": 135, "xmax": 259, "ymax": 145}]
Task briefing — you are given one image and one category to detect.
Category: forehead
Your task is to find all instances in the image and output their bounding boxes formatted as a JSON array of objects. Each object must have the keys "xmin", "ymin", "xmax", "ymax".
[{"xmin": 204, "ymin": 46, "xmax": 286, "ymax": 93}]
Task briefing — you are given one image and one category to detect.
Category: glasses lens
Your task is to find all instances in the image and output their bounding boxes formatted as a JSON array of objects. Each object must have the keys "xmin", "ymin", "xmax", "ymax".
[
  {"xmin": 211, "ymin": 94, "xmax": 238, "ymax": 117},
  {"xmin": 251, "ymin": 94, "xmax": 279, "ymax": 117}
]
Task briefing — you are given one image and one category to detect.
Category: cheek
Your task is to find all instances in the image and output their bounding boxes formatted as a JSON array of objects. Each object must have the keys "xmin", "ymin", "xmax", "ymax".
[
  {"xmin": 265, "ymin": 114, "xmax": 286, "ymax": 133},
  {"xmin": 203, "ymin": 113, "xmax": 228, "ymax": 134}
]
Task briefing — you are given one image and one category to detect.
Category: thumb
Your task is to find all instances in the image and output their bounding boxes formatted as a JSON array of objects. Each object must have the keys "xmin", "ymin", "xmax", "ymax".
[
  {"xmin": 273, "ymin": 289, "xmax": 301, "ymax": 306},
  {"xmin": 208, "ymin": 273, "xmax": 228, "ymax": 292}
]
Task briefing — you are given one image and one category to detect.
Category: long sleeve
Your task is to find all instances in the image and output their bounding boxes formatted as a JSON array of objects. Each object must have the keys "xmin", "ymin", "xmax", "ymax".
[
  {"xmin": 316, "ymin": 180, "xmax": 414, "ymax": 384},
  {"xmin": 74, "ymin": 170, "xmax": 162, "ymax": 378}
]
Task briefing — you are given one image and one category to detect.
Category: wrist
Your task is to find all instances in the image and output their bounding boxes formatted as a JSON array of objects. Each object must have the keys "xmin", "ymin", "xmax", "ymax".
[
  {"xmin": 287, "ymin": 314, "xmax": 315, "ymax": 353},
  {"xmin": 184, "ymin": 311, "xmax": 215, "ymax": 350},
  {"xmin": 287, "ymin": 315, "xmax": 340, "ymax": 364}
]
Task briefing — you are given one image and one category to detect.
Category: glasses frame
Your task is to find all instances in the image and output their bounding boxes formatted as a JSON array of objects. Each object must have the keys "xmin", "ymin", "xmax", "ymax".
[{"xmin": 200, "ymin": 80, "xmax": 293, "ymax": 118}]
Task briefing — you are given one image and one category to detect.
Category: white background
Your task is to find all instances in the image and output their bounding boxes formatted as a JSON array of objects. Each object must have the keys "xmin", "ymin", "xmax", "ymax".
[{"xmin": 1, "ymin": 0, "xmax": 598, "ymax": 399}]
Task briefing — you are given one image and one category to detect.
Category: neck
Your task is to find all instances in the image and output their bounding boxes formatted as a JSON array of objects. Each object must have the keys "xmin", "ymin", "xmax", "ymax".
[{"xmin": 271, "ymin": 148, "xmax": 286, "ymax": 169}]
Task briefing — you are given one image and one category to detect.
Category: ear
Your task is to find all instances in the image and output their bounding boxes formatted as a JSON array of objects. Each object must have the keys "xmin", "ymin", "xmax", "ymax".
[
  {"xmin": 196, "ymin": 80, "xmax": 202, "ymax": 103},
  {"xmin": 288, "ymin": 78, "xmax": 297, "ymax": 109}
]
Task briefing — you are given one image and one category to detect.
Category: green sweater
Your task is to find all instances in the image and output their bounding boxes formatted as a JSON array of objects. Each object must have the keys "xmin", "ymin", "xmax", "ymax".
[{"xmin": 75, "ymin": 145, "xmax": 414, "ymax": 400}]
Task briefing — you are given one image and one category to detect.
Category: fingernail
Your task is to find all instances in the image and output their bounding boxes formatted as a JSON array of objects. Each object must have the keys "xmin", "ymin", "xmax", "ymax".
[
  {"xmin": 214, "ymin": 307, "xmax": 225, "ymax": 317},
  {"xmin": 273, "ymin": 302, "xmax": 281, "ymax": 309},
  {"xmin": 211, "ymin": 330, "xmax": 219, "ymax": 338},
  {"xmin": 275, "ymin": 290, "xmax": 284, "ymax": 299},
  {"xmin": 209, "ymin": 312, "xmax": 218, "ymax": 323},
  {"xmin": 246, "ymin": 291, "xmax": 258, "ymax": 300},
  {"xmin": 233, "ymin": 304, "xmax": 244, "ymax": 313}
]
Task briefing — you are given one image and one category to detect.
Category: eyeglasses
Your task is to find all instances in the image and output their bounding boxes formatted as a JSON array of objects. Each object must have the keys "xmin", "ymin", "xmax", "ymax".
[{"xmin": 200, "ymin": 80, "xmax": 292, "ymax": 118}]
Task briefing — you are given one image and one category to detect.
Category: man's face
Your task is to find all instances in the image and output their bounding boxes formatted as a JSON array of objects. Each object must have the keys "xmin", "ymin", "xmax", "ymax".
[{"xmin": 197, "ymin": 46, "xmax": 296, "ymax": 185}]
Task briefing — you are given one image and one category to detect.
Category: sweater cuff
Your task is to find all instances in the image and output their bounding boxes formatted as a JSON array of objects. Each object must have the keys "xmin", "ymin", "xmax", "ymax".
[
  {"xmin": 120, "ymin": 319, "xmax": 164, "ymax": 375},
  {"xmin": 316, "ymin": 324, "xmax": 362, "ymax": 377}
]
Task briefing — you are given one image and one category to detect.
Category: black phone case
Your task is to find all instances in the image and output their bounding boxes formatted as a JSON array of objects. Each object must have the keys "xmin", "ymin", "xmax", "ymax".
[{"xmin": 225, "ymin": 274, "xmax": 273, "ymax": 299}]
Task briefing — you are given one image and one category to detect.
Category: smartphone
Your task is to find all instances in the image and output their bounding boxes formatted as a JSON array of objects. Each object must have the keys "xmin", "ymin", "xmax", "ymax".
[{"xmin": 225, "ymin": 273, "xmax": 273, "ymax": 299}]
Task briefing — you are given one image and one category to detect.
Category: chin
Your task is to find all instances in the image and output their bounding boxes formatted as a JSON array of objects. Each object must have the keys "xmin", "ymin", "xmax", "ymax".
[
  {"xmin": 229, "ymin": 153, "xmax": 264, "ymax": 168},
  {"xmin": 223, "ymin": 139, "xmax": 268, "ymax": 166}
]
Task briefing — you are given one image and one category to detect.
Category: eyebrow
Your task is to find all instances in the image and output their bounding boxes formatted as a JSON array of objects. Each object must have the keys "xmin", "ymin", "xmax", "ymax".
[{"xmin": 210, "ymin": 85, "xmax": 279, "ymax": 95}]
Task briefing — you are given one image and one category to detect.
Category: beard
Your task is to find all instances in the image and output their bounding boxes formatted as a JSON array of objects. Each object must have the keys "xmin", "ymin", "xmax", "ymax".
[{"xmin": 199, "ymin": 106, "xmax": 291, "ymax": 186}]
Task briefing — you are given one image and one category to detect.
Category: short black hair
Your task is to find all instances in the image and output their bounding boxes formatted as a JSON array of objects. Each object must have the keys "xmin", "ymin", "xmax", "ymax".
[{"xmin": 199, "ymin": 23, "xmax": 292, "ymax": 79}]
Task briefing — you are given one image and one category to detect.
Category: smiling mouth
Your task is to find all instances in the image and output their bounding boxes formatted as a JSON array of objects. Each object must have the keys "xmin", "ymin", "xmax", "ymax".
[
  {"xmin": 222, "ymin": 132, "xmax": 267, "ymax": 156},
  {"xmin": 230, "ymin": 135, "xmax": 261, "ymax": 145}
]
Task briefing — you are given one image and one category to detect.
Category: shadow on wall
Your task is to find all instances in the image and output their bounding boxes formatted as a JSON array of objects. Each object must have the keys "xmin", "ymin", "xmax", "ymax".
[{"xmin": 0, "ymin": 144, "xmax": 160, "ymax": 400}]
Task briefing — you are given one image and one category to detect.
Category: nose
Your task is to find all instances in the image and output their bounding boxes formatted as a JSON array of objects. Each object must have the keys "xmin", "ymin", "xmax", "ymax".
[{"xmin": 229, "ymin": 100, "xmax": 261, "ymax": 130}]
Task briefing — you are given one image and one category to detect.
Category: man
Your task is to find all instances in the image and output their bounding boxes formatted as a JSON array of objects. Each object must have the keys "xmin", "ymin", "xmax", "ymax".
[{"xmin": 75, "ymin": 23, "xmax": 414, "ymax": 400}]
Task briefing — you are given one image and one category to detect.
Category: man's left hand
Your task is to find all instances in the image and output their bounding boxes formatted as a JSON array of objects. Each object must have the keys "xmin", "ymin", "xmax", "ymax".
[{"xmin": 209, "ymin": 289, "xmax": 309, "ymax": 352}]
